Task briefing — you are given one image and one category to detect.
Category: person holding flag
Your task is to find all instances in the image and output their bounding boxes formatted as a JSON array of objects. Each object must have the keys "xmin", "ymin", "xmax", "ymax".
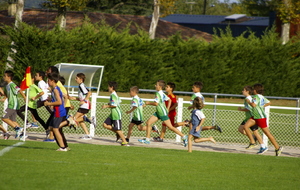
[{"xmin": 0, "ymin": 70, "xmax": 24, "ymax": 140}]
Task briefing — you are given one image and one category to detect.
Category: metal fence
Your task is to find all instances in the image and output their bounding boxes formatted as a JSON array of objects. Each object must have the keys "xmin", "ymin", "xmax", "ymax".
[{"xmin": 1, "ymin": 93, "xmax": 299, "ymax": 150}]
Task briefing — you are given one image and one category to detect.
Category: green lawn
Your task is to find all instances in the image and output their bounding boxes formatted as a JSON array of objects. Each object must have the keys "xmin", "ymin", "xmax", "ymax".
[{"xmin": 0, "ymin": 140, "xmax": 299, "ymax": 190}]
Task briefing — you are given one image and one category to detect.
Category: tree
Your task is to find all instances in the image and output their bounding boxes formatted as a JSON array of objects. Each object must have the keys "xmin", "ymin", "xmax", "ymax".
[
  {"xmin": 43, "ymin": 0, "xmax": 89, "ymax": 30},
  {"xmin": 149, "ymin": 0, "xmax": 159, "ymax": 39},
  {"xmin": 273, "ymin": 0, "xmax": 300, "ymax": 44}
]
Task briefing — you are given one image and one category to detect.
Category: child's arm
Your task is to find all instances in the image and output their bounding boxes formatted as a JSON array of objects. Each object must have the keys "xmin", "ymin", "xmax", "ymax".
[
  {"xmin": 102, "ymin": 104, "xmax": 116, "ymax": 109},
  {"xmin": 19, "ymin": 90, "xmax": 26, "ymax": 100},
  {"xmin": 166, "ymin": 99, "xmax": 171, "ymax": 111},
  {"xmin": 238, "ymin": 107, "xmax": 248, "ymax": 112},
  {"xmin": 196, "ymin": 118, "xmax": 205, "ymax": 132},
  {"xmin": 245, "ymin": 97, "xmax": 256, "ymax": 108},
  {"xmin": 31, "ymin": 91, "xmax": 44, "ymax": 101},
  {"xmin": 126, "ymin": 106, "xmax": 137, "ymax": 114},
  {"xmin": 169, "ymin": 101, "xmax": 178, "ymax": 112},
  {"xmin": 264, "ymin": 102, "xmax": 271, "ymax": 107},
  {"xmin": 145, "ymin": 101, "xmax": 158, "ymax": 106},
  {"xmin": 44, "ymin": 89, "xmax": 62, "ymax": 106}
]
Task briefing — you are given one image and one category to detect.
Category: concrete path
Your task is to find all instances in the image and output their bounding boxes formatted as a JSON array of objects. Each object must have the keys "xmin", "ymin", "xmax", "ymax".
[{"xmin": 22, "ymin": 132, "xmax": 300, "ymax": 158}]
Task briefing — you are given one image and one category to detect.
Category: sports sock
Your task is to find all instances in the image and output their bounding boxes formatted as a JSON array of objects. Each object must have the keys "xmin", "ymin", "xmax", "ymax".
[
  {"xmin": 146, "ymin": 138, "xmax": 150, "ymax": 141},
  {"xmin": 260, "ymin": 144, "xmax": 266, "ymax": 149}
]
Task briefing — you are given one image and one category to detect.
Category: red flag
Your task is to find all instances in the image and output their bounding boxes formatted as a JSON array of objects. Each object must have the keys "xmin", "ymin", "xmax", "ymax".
[{"xmin": 20, "ymin": 66, "xmax": 32, "ymax": 90}]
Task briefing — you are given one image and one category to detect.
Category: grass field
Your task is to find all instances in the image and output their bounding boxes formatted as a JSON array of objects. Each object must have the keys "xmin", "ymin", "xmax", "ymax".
[{"xmin": 0, "ymin": 140, "xmax": 299, "ymax": 190}]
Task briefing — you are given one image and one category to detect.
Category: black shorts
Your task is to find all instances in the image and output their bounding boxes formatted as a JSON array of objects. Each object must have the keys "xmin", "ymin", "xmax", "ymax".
[
  {"xmin": 104, "ymin": 117, "xmax": 122, "ymax": 130},
  {"xmin": 49, "ymin": 116, "xmax": 66, "ymax": 128},
  {"xmin": 240, "ymin": 121, "xmax": 258, "ymax": 131},
  {"xmin": 131, "ymin": 119, "xmax": 143, "ymax": 125},
  {"xmin": 77, "ymin": 108, "xmax": 89, "ymax": 114}
]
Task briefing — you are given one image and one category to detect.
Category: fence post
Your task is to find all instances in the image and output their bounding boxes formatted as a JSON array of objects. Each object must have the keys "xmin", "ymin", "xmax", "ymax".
[
  {"xmin": 89, "ymin": 93, "xmax": 97, "ymax": 137},
  {"xmin": 175, "ymin": 98, "xmax": 183, "ymax": 142},
  {"xmin": 264, "ymin": 106, "xmax": 270, "ymax": 147},
  {"xmin": 3, "ymin": 99, "xmax": 8, "ymax": 130},
  {"xmin": 212, "ymin": 94, "xmax": 217, "ymax": 125},
  {"xmin": 296, "ymin": 99, "xmax": 299, "ymax": 133}
]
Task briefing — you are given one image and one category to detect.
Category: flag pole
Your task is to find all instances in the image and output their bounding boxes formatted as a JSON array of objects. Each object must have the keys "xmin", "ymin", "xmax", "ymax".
[{"xmin": 22, "ymin": 87, "xmax": 30, "ymax": 141}]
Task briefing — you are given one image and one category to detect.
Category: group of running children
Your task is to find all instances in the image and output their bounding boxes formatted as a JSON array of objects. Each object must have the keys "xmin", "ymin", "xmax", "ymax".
[{"xmin": 0, "ymin": 66, "xmax": 283, "ymax": 155}]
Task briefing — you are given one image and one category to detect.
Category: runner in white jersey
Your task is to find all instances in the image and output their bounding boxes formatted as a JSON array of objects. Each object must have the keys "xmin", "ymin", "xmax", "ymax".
[{"xmin": 35, "ymin": 71, "xmax": 52, "ymax": 114}]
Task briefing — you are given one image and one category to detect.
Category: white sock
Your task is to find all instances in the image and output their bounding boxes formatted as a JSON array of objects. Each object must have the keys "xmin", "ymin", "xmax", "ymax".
[
  {"xmin": 146, "ymin": 138, "xmax": 150, "ymax": 141},
  {"xmin": 261, "ymin": 144, "xmax": 266, "ymax": 149}
]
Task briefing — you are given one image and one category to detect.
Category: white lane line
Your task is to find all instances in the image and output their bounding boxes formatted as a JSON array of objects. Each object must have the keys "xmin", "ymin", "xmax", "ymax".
[{"xmin": 0, "ymin": 142, "xmax": 25, "ymax": 156}]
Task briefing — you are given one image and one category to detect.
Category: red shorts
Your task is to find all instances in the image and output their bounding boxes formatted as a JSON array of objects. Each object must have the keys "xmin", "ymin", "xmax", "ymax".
[
  {"xmin": 252, "ymin": 117, "xmax": 268, "ymax": 128},
  {"xmin": 162, "ymin": 114, "xmax": 175, "ymax": 126}
]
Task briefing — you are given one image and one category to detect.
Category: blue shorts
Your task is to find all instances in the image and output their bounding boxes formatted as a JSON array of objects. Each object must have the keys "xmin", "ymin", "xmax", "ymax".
[{"xmin": 49, "ymin": 116, "xmax": 66, "ymax": 128}]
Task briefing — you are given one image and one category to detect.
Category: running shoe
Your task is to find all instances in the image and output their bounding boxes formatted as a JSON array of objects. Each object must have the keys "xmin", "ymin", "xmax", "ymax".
[
  {"xmin": 215, "ymin": 125, "xmax": 222, "ymax": 133},
  {"xmin": 184, "ymin": 120, "xmax": 190, "ymax": 127},
  {"xmin": 182, "ymin": 135, "xmax": 188, "ymax": 147},
  {"xmin": 138, "ymin": 139, "xmax": 150, "ymax": 144},
  {"xmin": 43, "ymin": 138, "xmax": 55, "ymax": 142},
  {"xmin": 19, "ymin": 133, "xmax": 28, "ymax": 141},
  {"xmin": 15, "ymin": 127, "xmax": 23, "ymax": 139},
  {"xmin": 121, "ymin": 142, "xmax": 130, "ymax": 146},
  {"xmin": 56, "ymin": 148, "xmax": 68, "ymax": 152},
  {"xmin": 275, "ymin": 147, "xmax": 283, "ymax": 156},
  {"xmin": 245, "ymin": 143, "xmax": 257, "ymax": 149},
  {"xmin": 31, "ymin": 122, "xmax": 39, "ymax": 128},
  {"xmin": 80, "ymin": 135, "xmax": 92, "ymax": 140},
  {"xmin": 257, "ymin": 147, "xmax": 268, "ymax": 154},
  {"xmin": 152, "ymin": 125, "xmax": 160, "ymax": 135},
  {"xmin": 83, "ymin": 115, "xmax": 92, "ymax": 123},
  {"xmin": 4, "ymin": 133, "xmax": 11, "ymax": 140},
  {"xmin": 91, "ymin": 116, "xmax": 96, "ymax": 127},
  {"xmin": 153, "ymin": 137, "xmax": 163, "ymax": 142},
  {"xmin": 26, "ymin": 123, "xmax": 32, "ymax": 128}
]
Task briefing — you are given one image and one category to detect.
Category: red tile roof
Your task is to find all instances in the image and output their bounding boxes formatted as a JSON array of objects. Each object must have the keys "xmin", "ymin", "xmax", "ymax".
[{"xmin": 0, "ymin": 9, "xmax": 212, "ymax": 42}]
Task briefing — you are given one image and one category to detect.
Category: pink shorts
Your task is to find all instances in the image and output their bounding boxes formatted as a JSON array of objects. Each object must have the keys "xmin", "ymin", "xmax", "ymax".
[{"xmin": 252, "ymin": 117, "xmax": 268, "ymax": 128}]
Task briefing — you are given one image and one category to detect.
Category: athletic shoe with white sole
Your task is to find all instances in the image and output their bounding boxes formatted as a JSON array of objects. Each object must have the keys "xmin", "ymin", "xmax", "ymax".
[
  {"xmin": 152, "ymin": 125, "xmax": 160, "ymax": 135},
  {"xmin": 4, "ymin": 133, "xmax": 11, "ymax": 140},
  {"xmin": 138, "ymin": 139, "xmax": 150, "ymax": 144},
  {"xmin": 56, "ymin": 148, "xmax": 68, "ymax": 152},
  {"xmin": 275, "ymin": 147, "xmax": 283, "ymax": 156},
  {"xmin": 15, "ymin": 127, "xmax": 23, "ymax": 139},
  {"xmin": 245, "ymin": 143, "xmax": 258, "ymax": 149}
]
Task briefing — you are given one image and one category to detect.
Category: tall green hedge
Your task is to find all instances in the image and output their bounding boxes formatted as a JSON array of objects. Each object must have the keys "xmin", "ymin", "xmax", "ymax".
[{"xmin": 0, "ymin": 22, "xmax": 299, "ymax": 97}]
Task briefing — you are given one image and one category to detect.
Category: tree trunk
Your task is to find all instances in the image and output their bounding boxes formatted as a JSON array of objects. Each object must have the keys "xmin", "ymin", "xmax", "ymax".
[
  {"xmin": 57, "ymin": 6, "xmax": 67, "ymax": 30},
  {"xmin": 281, "ymin": 22, "xmax": 290, "ymax": 45},
  {"xmin": 149, "ymin": 0, "xmax": 160, "ymax": 39},
  {"xmin": 14, "ymin": 0, "xmax": 24, "ymax": 29}
]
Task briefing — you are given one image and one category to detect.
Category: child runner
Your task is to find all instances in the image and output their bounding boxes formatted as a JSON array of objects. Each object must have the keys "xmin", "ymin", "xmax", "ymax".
[
  {"xmin": 238, "ymin": 85, "xmax": 267, "ymax": 154},
  {"xmin": 243, "ymin": 83, "xmax": 283, "ymax": 156},
  {"xmin": 0, "ymin": 70, "xmax": 23, "ymax": 139},
  {"xmin": 188, "ymin": 97, "xmax": 216, "ymax": 152},
  {"xmin": 44, "ymin": 72, "xmax": 68, "ymax": 151},
  {"xmin": 102, "ymin": 81, "xmax": 129, "ymax": 146},
  {"xmin": 125, "ymin": 86, "xmax": 147, "ymax": 143},
  {"xmin": 138, "ymin": 80, "xmax": 188, "ymax": 146}
]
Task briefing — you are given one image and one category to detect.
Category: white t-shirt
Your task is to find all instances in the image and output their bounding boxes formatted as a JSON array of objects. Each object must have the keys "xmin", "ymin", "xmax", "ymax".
[{"xmin": 38, "ymin": 80, "xmax": 49, "ymax": 101}]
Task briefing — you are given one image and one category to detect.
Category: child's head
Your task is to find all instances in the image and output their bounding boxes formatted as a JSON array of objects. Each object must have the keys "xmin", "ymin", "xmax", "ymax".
[
  {"xmin": 155, "ymin": 80, "xmax": 165, "ymax": 91},
  {"xmin": 165, "ymin": 82, "xmax": 175, "ymax": 93},
  {"xmin": 253, "ymin": 83, "xmax": 264, "ymax": 94},
  {"xmin": 47, "ymin": 73, "xmax": 59, "ymax": 87},
  {"xmin": 242, "ymin": 85, "xmax": 253, "ymax": 96},
  {"xmin": 3, "ymin": 70, "xmax": 14, "ymax": 82},
  {"xmin": 130, "ymin": 86, "xmax": 139, "ymax": 97},
  {"xmin": 59, "ymin": 75, "xmax": 66, "ymax": 85},
  {"xmin": 35, "ymin": 71, "xmax": 46, "ymax": 81},
  {"xmin": 46, "ymin": 66, "xmax": 59, "ymax": 75},
  {"xmin": 75, "ymin": 73, "xmax": 85, "ymax": 84},
  {"xmin": 192, "ymin": 81, "xmax": 203, "ymax": 93},
  {"xmin": 193, "ymin": 97, "xmax": 204, "ymax": 110},
  {"xmin": 108, "ymin": 81, "xmax": 118, "ymax": 92}
]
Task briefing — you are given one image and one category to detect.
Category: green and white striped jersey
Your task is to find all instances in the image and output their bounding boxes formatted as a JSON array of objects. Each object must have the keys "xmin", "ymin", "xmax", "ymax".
[{"xmin": 109, "ymin": 91, "xmax": 122, "ymax": 120}]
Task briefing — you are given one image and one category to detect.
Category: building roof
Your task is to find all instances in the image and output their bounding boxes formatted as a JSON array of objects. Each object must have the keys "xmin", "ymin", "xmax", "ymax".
[
  {"xmin": 0, "ymin": 9, "xmax": 213, "ymax": 42},
  {"xmin": 161, "ymin": 14, "xmax": 269, "ymax": 27}
]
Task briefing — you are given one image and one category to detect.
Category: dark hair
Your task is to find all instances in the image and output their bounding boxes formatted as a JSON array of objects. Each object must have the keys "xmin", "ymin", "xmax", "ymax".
[
  {"xmin": 108, "ymin": 81, "xmax": 118, "ymax": 90},
  {"xmin": 244, "ymin": 85, "xmax": 253, "ymax": 95},
  {"xmin": 4, "ymin": 70, "xmax": 14, "ymax": 79},
  {"xmin": 193, "ymin": 81, "xmax": 203, "ymax": 90},
  {"xmin": 253, "ymin": 83, "xmax": 264, "ymax": 94},
  {"xmin": 47, "ymin": 73, "xmax": 59, "ymax": 83},
  {"xmin": 157, "ymin": 80, "xmax": 166, "ymax": 88},
  {"xmin": 37, "ymin": 71, "xmax": 46, "ymax": 78},
  {"xmin": 167, "ymin": 82, "xmax": 176, "ymax": 91},
  {"xmin": 47, "ymin": 66, "xmax": 59, "ymax": 74},
  {"xmin": 130, "ymin": 86, "xmax": 139, "ymax": 93},
  {"xmin": 193, "ymin": 97, "xmax": 204, "ymax": 110},
  {"xmin": 76, "ymin": 73, "xmax": 86, "ymax": 82},
  {"xmin": 59, "ymin": 75, "xmax": 66, "ymax": 85}
]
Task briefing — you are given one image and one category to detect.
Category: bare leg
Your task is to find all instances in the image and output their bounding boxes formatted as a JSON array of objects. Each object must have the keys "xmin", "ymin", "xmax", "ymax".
[
  {"xmin": 244, "ymin": 119, "xmax": 256, "ymax": 144},
  {"xmin": 126, "ymin": 123, "xmax": 135, "ymax": 139},
  {"xmin": 80, "ymin": 122, "xmax": 90, "ymax": 135},
  {"xmin": 52, "ymin": 128, "xmax": 65, "ymax": 148},
  {"xmin": 261, "ymin": 127, "xmax": 280, "ymax": 149},
  {"xmin": 253, "ymin": 130, "xmax": 264, "ymax": 145},
  {"xmin": 103, "ymin": 123, "xmax": 126, "ymax": 143},
  {"xmin": 238, "ymin": 125, "xmax": 246, "ymax": 135},
  {"xmin": 194, "ymin": 136, "xmax": 216, "ymax": 143},
  {"xmin": 145, "ymin": 116, "xmax": 158, "ymax": 139},
  {"xmin": 188, "ymin": 134, "xmax": 193, "ymax": 153},
  {"xmin": 159, "ymin": 125, "xmax": 167, "ymax": 139},
  {"xmin": 163, "ymin": 119, "xmax": 184, "ymax": 137}
]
